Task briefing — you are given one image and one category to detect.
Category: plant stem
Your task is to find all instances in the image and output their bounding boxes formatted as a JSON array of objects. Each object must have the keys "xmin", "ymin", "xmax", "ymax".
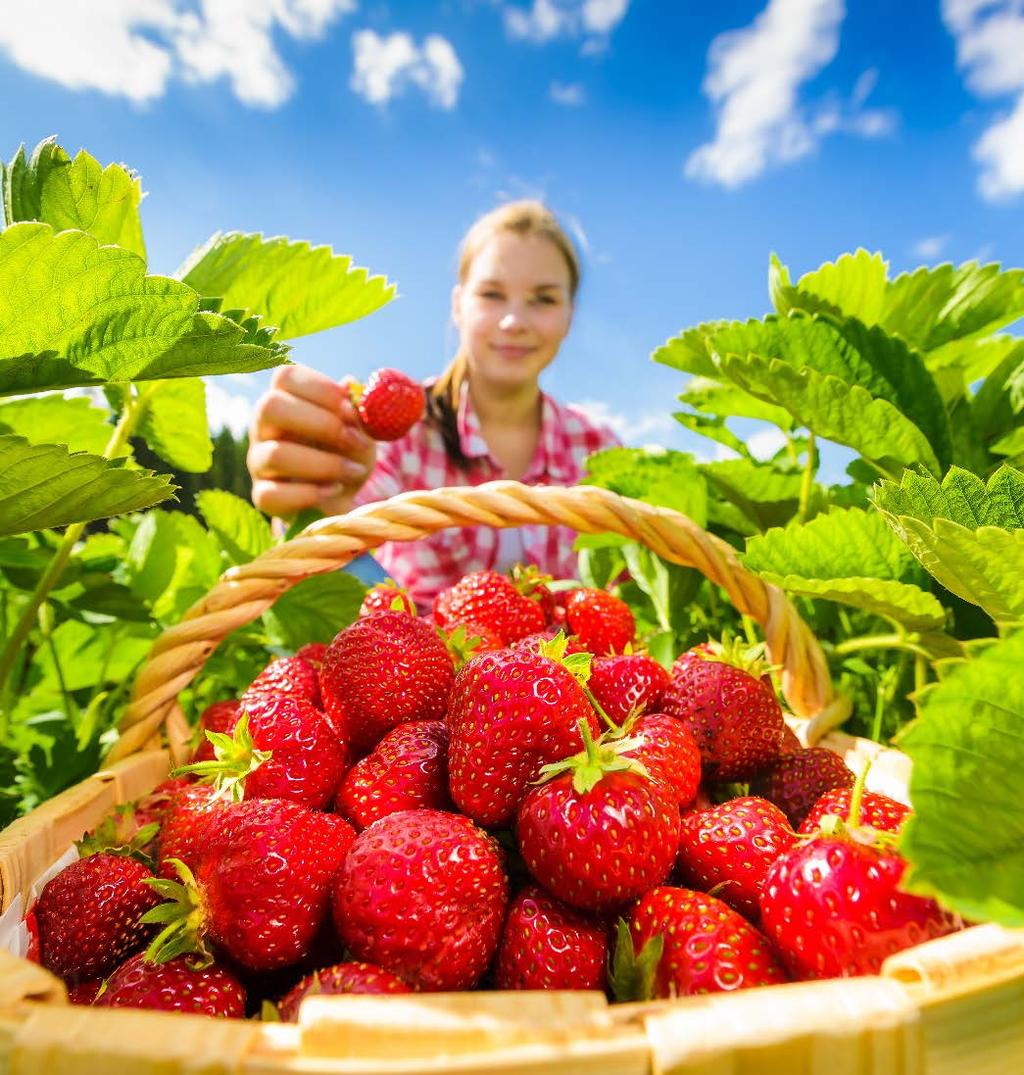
[
  {"xmin": 833, "ymin": 633, "xmax": 933, "ymax": 660},
  {"xmin": 0, "ymin": 390, "xmax": 146, "ymax": 731},
  {"xmin": 797, "ymin": 433, "xmax": 817, "ymax": 523}
]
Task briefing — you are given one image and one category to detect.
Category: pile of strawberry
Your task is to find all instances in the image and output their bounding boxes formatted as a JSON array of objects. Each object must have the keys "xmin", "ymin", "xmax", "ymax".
[{"xmin": 24, "ymin": 567, "xmax": 961, "ymax": 1020}]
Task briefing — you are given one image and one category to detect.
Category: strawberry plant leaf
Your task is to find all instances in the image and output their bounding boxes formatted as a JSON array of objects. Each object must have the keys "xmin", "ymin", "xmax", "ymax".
[
  {"xmin": 0, "ymin": 223, "xmax": 288, "ymax": 395},
  {"xmin": 0, "ymin": 395, "xmax": 114, "ymax": 455},
  {"xmin": 716, "ymin": 353, "xmax": 941, "ymax": 477},
  {"xmin": 707, "ymin": 314, "xmax": 951, "ymax": 469},
  {"xmin": 773, "ymin": 250, "xmax": 888, "ymax": 325},
  {"xmin": 582, "ymin": 447, "xmax": 708, "ymax": 525},
  {"xmin": 178, "ymin": 231, "xmax": 396, "ymax": 340},
  {"xmin": 671, "ymin": 411, "xmax": 750, "ymax": 458},
  {"xmin": 33, "ymin": 619, "xmax": 155, "ymax": 691},
  {"xmin": 196, "ymin": 489, "xmax": 273, "ymax": 566},
  {"xmin": 136, "ymin": 378, "xmax": 212, "ymax": 473},
  {"xmin": 701, "ymin": 459, "xmax": 808, "ymax": 531},
  {"xmin": 743, "ymin": 508, "xmax": 946, "ymax": 630},
  {"xmin": 899, "ymin": 630, "xmax": 1024, "ymax": 926},
  {"xmin": 881, "ymin": 261, "xmax": 1024, "ymax": 355},
  {"xmin": 873, "ymin": 467, "xmax": 1024, "ymax": 629},
  {"xmin": 0, "ymin": 435, "xmax": 174, "ymax": 536},
  {"xmin": 677, "ymin": 376, "xmax": 795, "ymax": 429},
  {"xmin": 262, "ymin": 571, "xmax": 366, "ymax": 648},
  {"xmin": 4, "ymin": 138, "xmax": 146, "ymax": 259},
  {"xmin": 652, "ymin": 322, "xmax": 728, "ymax": 378}
]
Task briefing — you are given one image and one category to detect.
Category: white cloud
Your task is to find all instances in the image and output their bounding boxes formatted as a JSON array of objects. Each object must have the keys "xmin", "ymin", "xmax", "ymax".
[
  {"xmin": 745, "ymin": 426, "xmax": 787, "ymax": 461},
  {"xmin": 568, "ymin": 399, "xmax": 679, "ymax": 445},
  {"xmin": 0, "ymin": 0, "xmax": 355, "ymax": 107},
  {"xmin": 550, "ymin": 80, "xmax": 586, "ymax": 105},
  {"xmin": 942, "ymin": 0, "xmax": 1024, "ymax": 200},
  {"xmin": 204, "ymin": 378, "xmax": 257, "ymax": 438},
  {"xmin": 503, "ymin": 0, "xmax": 629, "ymax": 45},
  {"xmin": 911, "ymin": 234, "xmax": 952, "ymax": 260},
  {"xmin": 685, "ymin": 1, "xmax": 896, "ymax": 189},
  {"xmin": 350, "ymin": 30, "xmax": 463, "ymax": 109}
]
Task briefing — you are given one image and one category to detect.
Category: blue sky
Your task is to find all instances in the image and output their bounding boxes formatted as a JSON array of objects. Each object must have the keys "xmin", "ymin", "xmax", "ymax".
[{"xmin": 2, "ymin": 1, "xmax": 1022, "ymax": 481}]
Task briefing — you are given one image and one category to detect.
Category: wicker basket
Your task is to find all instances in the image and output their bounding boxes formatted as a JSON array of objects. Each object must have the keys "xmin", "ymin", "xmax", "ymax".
[{"xmin": 2, "ymin": 481, "xmax": 1023, "ymax": 1075}]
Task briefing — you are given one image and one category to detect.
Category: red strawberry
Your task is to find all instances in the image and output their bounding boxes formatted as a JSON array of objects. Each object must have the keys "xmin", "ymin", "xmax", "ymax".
[
  {"xmin": 799, "ymin": 786, "xmax": 910, "ymax": 836},
  {"xmin": 296, "ymin": 642, "xmax": 327, "ymax": 668},
  {"xmin": 563, "ymin": 588, "xmax": 635, "ymax": 655},
  {"xmin": 150, "ymin": 800, "xmax": 356, "ymax": 972},
  {"xmin": 332, "ymin": 809, "xmax": 508, "ymax": 991},
  {"xmin": 760, "ymin": 831, "xmax": 959, "ymax": 980},
  {"xmin": 778, "ymin": 722, "xmax": 803, "ymax": 755},
  {"xmin": 335, "ymin": 720, "xmax": 451, "ymax": 830},
  {"xmin": 433, "ymin": 570, "xmax": 546, "ymax": 646},
  {"xmin": 190, "ymin": 701, "xmax": 241, "ymax": 764},
  {"xmin": 277, "ymin": 962, "xmax": 409, "ymax": 1022},
  {"xmin": 512, "ymin": 628, "xmax": 588, "ymax": 654},
  {"xmin": 750, "ymin": 747, "xmax": 855, "ymax": 828},
  {"xmin": 157, "ymin": 782, "xmax": 232, "ymax": 880},
  {"xmin": 35, "ymin": 853, "xmax": 160, "ymax": 984},
  {"xmin": 351, "ymin": 368, "xmax": 425, "ymax": 441},
  {"xmin": 242, "ymin": 655, "xmax": 321, "ymax": 710},
  {"xmin": 509, "ymin": 564, "xmax": 556, "ymax": 622},
  {"xmin": 588, "ymin": 652, "xmax": 670, "ymax": 723},
  {"xmin": 186, "ymin": 697, "xmax": 349, "ymax": 810},
  {"xmin": 659, "ymin": 640, "xmax": 784, "ymax": 782},
  {"xmin": 440, "ymin": 620, "xmax": 506, "ymax": 670},
  {"xmin": 675, "ymin": 796, "xmax": 795, "ymax": 919},
  {"xmin": 67, "ymin": 980, "xmax": 104, "ymax": 1006},
  {"xmin": 320, "ymin": 610, "xmax": 454, "ymax": 753},
  {"xmin": 447, "ymin": 642, "xmax": 600, "ymax": 827},
  {"xmin": 96, "ymin": 953, "xmax": 246, "ymax": 1017},
  {"xmin": 494, "ymin": 885, "xmax": 608, "ymax": 991},
  {"xmin": 621, "ymin": 711, "xmax": 701, "ymax": 808},
  {"xmin": 131, "ymin": 776, "xmax": 194, "ymax": 832},
  {"xmin": 516, "ymin": 721, "xmax": 680, "ymax": 912},
  {"xmin": 617, "ymin": 887, "xmax": 788, "ymax": 999},
  {"xmin": 360, "ymin": 581, "xmax": 417, "ymax": 617}
]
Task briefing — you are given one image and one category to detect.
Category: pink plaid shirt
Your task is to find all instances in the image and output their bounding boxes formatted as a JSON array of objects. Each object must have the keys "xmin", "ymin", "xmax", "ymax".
[{"xmin": 353, "ymin": 382, "xmax": 620, "ymax": 610}]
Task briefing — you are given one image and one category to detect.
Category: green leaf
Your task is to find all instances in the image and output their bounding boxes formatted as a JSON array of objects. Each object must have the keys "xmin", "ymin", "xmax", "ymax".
[
  {"xmin": 775, "ymin": 250, "xmax": 888, "ymax": 325},
  {"xmin": 677, "ymin": 376, "xmax": 795, "ymax": 429},
  {"xmin": 899, "ymin": 630, "xmax": 1024, "ymax": 926},
  {"xmin": 0, "ymin": 435, "xmax": 174, "ymax": 536},
  {"xmin": 4, "ymin": 139, "xmax": 146, "ymax": 259},
  {"xmin": 881, "ymin": 261, "xmax": 1024, "ymax": 354},
  {"xmin": 700, "ymin": 459, "xmax": 807, "ymax": 531},
  {"xmin": 33, "ymin": 619, "xmax": 155, "ymax": 691},
  {"xmin": 178, "ymin": 232, "xmax": 396, "ymax": 340},
  {"xmin": 0, "ymin": 395, "xmax": 113, "ymax": 455},
  {"xmin": 196, "ymin": 490, "xmax": 272, "ymax": 566},
  {"xmin": 992, "ymin": 426, "xmax": 1024, "ymax": 460},
  {"xmin": 707, "ymin": 315, "xmax": 952, "ymax": 471},
  {"xmin": 743, "ymin": 509, "xmax": 946, "ymax": 630},
  {"xmin": 581, "ymin": 447, "xmax": 707, "ymax": 526},
  {"xmin": 874, "ymin": 467, "xmax": 1024, "ymax": 629},
  {"xmin": 651, "ymin": 322, "xmax": 728, "ymax": 378},
  {"xmin": 717, "ymin": 353, "xmax": 941, "ymax": 477},
  {"xmin": 136, "ymin": 379, "xmax": 212, "ymax": 473},
  {"xmin": 0, "ymin": 223, "xmax": 288, "ymax": 396},
  {"xmin": 621, "ymin": 544, "xmax": 701, "ymax": 633},
  {"xmin": 262, "ymin": 571, "xmax": 366, "ymax": 649},
  {"xmin": 671, "ymin": 411, "xmax": 750, "ymax": 459}
]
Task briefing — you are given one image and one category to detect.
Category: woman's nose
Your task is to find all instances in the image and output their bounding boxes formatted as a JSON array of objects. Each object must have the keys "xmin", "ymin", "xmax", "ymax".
[{"xmin": 499, "ymin": 308, "xmax": 526, "ymax": 331}]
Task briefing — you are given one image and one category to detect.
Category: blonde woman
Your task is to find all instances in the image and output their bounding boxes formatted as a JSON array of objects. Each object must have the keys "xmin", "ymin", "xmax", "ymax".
[{"xmin": 247, "ymin": 201, "xmax": 620, "ymax": 608}]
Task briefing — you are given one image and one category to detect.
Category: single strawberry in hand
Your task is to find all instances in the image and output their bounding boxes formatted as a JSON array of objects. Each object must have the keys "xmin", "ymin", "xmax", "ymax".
[
  {"xmin": 35, "ymin": 852, "xmax": 160, "ymax": 985},
  {"xmin": 447, "ymin": 635, "xmax": 600, "ymax": 827},
  {"xmin": 799, "ymin": 786, "xmax": 910, "ymax": 835},
  {"xmin": 494, "ymin": 885, "xmax": 608, "ymax": 991},
  {"xmin": 332, "ymin": 809, "xmax": 508, "ymax": 991},
  {"xmin": 320, "ymin": 610, "xmax": 454, "ymax": 754},
  {"xmin": 563, "ymin": 588, "xmax": 635, "ymax": 655},
  {"xmin": 516, "ymin": 719, "xmax": 680, "ymax": 912},
  {"xmin": 760, "ymin": 800, "xmax": 959, "ymax": 979},
  {"xmin": 276, "ymin": 962, "xmax": 411, "ymax": 1022},
  {"xmin": 350, "ymin": 368, "xmax": 425, "ymax": 441},
  {"xmin": 96, "ymin": 953, "xmax": 246, "ymax": 1017},
  {"xmin": 660, "ymin": 638, "xmax": 784, "ymax": 782},
  {"xmin": 433, "ymin": 570, "xmax": 546, "ymax": 646},
  {"xmin": 335, "ymin": 719, "xmax": 451, "ymax": 830},
  {"xmin": 751, "ymin": 747, "xmax": 855, "ymax": 828},
  {"xmin": 675, "ymin": 796, "xmax": 795, "ymax": 920},
  {"xmin": 588, "ymin": 652, "xmax": 670, "ymax": 723},
  {"xmin": 614, "ymin": 887, "xmax": 788, "ymax": 1000}
]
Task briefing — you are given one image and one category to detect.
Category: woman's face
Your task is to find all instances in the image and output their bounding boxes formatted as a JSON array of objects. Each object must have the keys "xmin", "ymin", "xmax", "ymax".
[{"xmin": 452, "ymin": 231, "xmax": 574, "ymax": 394}]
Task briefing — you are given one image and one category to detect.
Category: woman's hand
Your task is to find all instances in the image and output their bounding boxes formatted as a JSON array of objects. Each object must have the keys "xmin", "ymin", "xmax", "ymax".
[{"xmin": 248, "ymin": 364, "xmax": 377, "ymax": 518}]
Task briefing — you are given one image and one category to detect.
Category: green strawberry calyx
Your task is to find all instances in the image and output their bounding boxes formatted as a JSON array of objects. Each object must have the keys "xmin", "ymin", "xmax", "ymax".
[
  {"xmin": 536, "ymin": 718, "xmax": 650, "ymax": 795},
  {"xmin": 810, "ymin": 760, "xmax": 900, "ymax": 852},
  {"xmin": 140, "ymin": 858, "xmax": 213, "ymax": 968},
  {"xmin": 608, "ymin": 918, "xmax": 663, "ymax": 1003},
  {"xmin": 75, "ymin": 807, "xmax": 159, "ymax": 866},
  {"xmin": 439, "ymin": 623, "xmax": 490, "ymax": 669},
  {"xmin": 171, "ymin": 712, "xmax": 272, "ymax": 803},
  {"xmin": 694, "ymin": 633, "xmax": 779, "ymax": 680},
  {"xmin": 509, "ymin": 563, "xmax": 552, "ymax": 602}
]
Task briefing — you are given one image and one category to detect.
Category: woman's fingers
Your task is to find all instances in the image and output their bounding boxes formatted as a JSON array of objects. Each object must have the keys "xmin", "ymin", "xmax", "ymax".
[
  {"xmin": 248, "ymin": 438, "xmax": 371, "ymax": 486},
  {"xmin": 251, "ymin": 479, "xmax": 325, "ymax": 518}
]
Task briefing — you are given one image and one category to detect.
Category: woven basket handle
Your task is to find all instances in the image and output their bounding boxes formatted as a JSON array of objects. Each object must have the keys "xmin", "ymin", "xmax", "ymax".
[{"xmin": 108, "ymin": 481, "xmax": 840, "ymax": 763}]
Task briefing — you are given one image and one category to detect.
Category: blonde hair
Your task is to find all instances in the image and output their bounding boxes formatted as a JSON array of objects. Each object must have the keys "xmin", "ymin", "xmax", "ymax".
[{"xmin": 428, "ymin": 200, "xmax": 581, "ymax": 466}]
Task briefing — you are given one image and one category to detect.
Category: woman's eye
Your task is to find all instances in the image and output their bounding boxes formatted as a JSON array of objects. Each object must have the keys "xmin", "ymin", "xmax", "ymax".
[{"xmin": 532, "ymin": 295, "xmax": 557, "ymax": 305}]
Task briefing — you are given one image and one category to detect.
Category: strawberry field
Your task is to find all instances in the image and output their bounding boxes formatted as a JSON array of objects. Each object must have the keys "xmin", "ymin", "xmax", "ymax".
[{"xmin": 2, "ymin": 137, "xmax": 1024, "ymax": 1067}]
